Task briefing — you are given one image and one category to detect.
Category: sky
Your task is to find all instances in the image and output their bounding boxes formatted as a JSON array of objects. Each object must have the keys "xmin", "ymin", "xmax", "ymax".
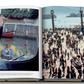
[{"xmin": 42, "ymin": 6, "xmax": 84, "ymax": 15}]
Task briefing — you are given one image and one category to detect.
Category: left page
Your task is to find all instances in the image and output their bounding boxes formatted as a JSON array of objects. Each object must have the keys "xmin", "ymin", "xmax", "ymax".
[{"xmin": 0, "ymin": 6, "xmax": 42, "ymax": 79}]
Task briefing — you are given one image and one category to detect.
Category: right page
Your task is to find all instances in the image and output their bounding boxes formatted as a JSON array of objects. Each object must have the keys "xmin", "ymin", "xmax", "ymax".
[{"xmin": 42, "ymin": 6, "xmax": 84, "ymax": 81}]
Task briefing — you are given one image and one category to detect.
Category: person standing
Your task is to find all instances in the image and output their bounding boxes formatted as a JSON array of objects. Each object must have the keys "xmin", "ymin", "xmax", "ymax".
[
  {"xmin": 49, "ymin": 67, "xmax": 52, "ymax": 78},
  {"xmin": 62, "ymin": 59, "xmax": 66, "ymax": 77},
  {"xmin": 65, "ymin": 49, "xmax": 67, "ymax": 58},
  {"xmin": 54, "ymin": 68, "xmax": 57, "ymax": 78},
  {"xmin": 52, "ymin": 64, "xmax": 55, "ymax": 77},
  {"xmin": 60, "ymin": 55, "xmax": 64, "ymax": 66},
  {"xmin": 58, "ymin": 67, "xmax": 61, "ymax": 79},
  {"xmin": 0, "ymin": 14, "xmax": 7, "ymax": 39},
  {"xmin": 67, "ymin": 52, "xmax": 69, "ymax": 60},
  {"xmin": 66, "ymin": 66, "xmax": 70, "ymax": 79}
]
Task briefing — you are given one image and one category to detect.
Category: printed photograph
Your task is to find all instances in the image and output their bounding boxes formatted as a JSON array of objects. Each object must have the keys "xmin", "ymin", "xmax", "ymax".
[
  {"xmin": 0, "ymin": 8, "xmax": 39, "ymax": 71},
  {"xmin": 42, "ymin": 6, "xmax": 84, "ymax": 79}
]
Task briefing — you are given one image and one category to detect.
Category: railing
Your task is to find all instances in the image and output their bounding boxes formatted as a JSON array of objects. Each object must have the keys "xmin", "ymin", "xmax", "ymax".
[{"xmin": 3, "ymin": 23, "xmax": 38, "ymax": 37}]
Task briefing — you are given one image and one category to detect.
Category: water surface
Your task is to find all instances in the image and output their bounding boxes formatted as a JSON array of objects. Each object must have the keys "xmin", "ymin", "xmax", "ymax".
[{"xmin": 1, "ymin": 37, "xmax": 37, "ymax": 56}]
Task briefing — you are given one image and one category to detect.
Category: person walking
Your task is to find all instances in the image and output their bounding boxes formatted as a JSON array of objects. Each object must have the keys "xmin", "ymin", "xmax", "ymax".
[
  {"xmin": 66, "ymin": 66, "xmax": 70, "ymax": 79},
  {"xmin": 62, "ymin": 62, "xmax": 65, "ymax": 77}
]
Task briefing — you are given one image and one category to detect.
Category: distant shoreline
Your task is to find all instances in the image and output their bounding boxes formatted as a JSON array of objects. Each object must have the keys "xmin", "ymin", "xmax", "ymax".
[
  {"xmin": 66, "ymin": 13, "xmax": 84, "ymax": 17},
  {"xmin": 66, "ymin": 16, "xmax": 84, "ymax": 17}
]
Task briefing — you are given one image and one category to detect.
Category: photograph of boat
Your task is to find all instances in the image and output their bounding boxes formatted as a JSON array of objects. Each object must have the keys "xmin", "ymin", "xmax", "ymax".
[{"xmin": 0, "ymin": 8, "xmax": 39, "ymax": 71}]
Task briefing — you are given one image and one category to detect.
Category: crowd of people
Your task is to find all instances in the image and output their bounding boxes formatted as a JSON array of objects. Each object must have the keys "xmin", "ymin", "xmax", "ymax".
[{"xmin": 42, "ymin": 29, "xmax": 84, "ymax": 79}]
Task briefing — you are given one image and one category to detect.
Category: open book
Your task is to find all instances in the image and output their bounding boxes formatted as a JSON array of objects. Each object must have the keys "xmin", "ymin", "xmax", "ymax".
[{"xmin": 0, "ymin": 6, "xmax": 84, "ymax": 82}]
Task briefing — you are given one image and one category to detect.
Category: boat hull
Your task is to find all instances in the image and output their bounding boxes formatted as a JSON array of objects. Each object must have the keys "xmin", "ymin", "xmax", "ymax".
[
  {"xmin": 0, "ymin": 50, "xmax": 39, "ymax": 71},
  {"xmin": 2, "ymin": 31, "xmax": 14, "ymax": 38}
]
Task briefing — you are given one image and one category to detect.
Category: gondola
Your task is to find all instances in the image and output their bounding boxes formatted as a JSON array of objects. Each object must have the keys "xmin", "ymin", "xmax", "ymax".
[
  {"xmin": 0, "ymin": 32, "xmax": 39, "ymax": 71},
  {"xmin": 0, "ymin": 48, "xmax": 39, "ymax": 71}
]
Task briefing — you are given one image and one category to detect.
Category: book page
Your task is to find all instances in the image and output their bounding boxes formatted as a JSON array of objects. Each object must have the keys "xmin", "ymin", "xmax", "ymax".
[
  {"xmin": 42, "ymin": 6, "xmax": 84, "ymax": 81},
  {"xmin": 0, "ymin": 6, "xmax": 42, "ymax": 79}
]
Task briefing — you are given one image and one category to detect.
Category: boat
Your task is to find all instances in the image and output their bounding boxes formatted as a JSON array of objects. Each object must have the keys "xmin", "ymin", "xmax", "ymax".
[
  {"xmin": 0, "ymin": 36, "xmax": 39, "ymax": 71},
  {"xmin": 0, "ymin": 48, "xmax": 39, "ymax": 71},
  {"xmin": 2, "ymin": 31, "xmax": 15, "ymax": 38}
]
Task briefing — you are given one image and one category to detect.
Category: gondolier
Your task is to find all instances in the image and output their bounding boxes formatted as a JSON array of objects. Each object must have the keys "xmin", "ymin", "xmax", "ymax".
[{"xmin": 0, "ymin": 14, "xmax": 7, "ymax": 39}]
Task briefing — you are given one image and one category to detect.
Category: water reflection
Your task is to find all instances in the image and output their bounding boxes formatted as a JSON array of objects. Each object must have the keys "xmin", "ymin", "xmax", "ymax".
[{"xmin": 1, "ymin": 37, "xmax": 37, "ymax": 56}]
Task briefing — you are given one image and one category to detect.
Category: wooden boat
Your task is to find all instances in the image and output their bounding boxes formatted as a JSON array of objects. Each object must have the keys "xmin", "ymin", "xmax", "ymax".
[
  {"xmin": 2, "ymin": 31, "xmax": 15, "ymax": 38},
  {"xmin": 0, "ymin": 45, "xmax": 39, "ymax": 71},
  {"xmin": 0, "ymin": 36, "xmax": 39, "ymax": 71},
  {"xmin": 0, "ymin": 49, "xmax": 39, "ymax": 71}
]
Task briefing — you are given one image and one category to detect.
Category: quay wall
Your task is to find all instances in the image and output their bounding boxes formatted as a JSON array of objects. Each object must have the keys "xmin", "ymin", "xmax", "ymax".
[{"xmin": 3, "ymin": 23, "xmax": 38, "ymax": 39}]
